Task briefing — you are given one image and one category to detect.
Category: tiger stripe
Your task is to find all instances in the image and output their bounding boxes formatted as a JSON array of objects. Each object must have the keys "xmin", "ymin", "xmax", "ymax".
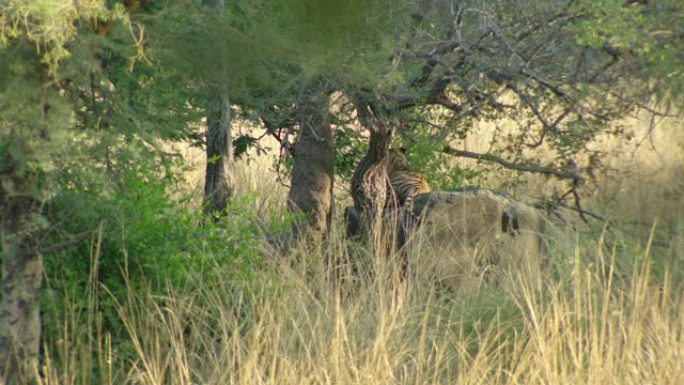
[{"xmin": 386, "ymin": 148, "xmax": 431, "ymax": 209}]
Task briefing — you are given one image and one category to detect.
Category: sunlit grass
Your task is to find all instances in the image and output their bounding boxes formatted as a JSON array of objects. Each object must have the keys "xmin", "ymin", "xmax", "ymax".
[
  {"xmin": 41, "ymin": 117, "xmax": 684, "ymax": 384},
  {"xmin": 41, "ymin": 217, "xmax": 684, "ymax": 385}
]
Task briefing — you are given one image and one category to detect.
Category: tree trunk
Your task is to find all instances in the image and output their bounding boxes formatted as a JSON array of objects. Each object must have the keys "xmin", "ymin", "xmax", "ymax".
[
  {"xmin": 350, "ymin": 101, "xmax": 393, "ymax": 251},
  {"xmin": 287, "ymin": 82, "xmax": 334, "ymax": 239},
  {"xmin": 203, "ymin": 86, "xmax": 235, "ymax": 217},
  {"xmin": 202, "ymin": 0, "xmax": 234, "ymax": 218},
  {"xmin": 0, "ymin": 150, "xmax": 42, "ymax": 385},
  {"xmin": 350, "ymin": 126, "xmax": 392, "ymax": 250}
]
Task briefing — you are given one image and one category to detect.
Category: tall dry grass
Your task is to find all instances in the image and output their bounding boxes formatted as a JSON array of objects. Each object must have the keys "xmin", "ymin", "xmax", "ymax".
[
  {"xmin": 41, "ymin": 223, "xmax": 684, "ymax": 385},
  {"xmin": 41, "ymin": 115, "xmax": 684, "ymax": 385}
]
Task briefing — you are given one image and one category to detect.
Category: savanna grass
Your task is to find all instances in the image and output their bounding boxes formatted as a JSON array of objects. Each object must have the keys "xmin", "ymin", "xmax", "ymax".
[{"xmin": 41, "ymin": 119, "xmax": 684, "ymax": 384}]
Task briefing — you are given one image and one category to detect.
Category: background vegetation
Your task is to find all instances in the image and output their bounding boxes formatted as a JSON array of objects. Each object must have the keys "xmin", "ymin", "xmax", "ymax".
[{"xmin": 1, "ymin": 0, "xmax": 683, "ymax": 384}]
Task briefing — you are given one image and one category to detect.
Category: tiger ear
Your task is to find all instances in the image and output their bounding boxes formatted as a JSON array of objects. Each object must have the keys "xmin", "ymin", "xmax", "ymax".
[{"xmin": 399, "ymin": 147, "xmax": 408, "ymax": 154}]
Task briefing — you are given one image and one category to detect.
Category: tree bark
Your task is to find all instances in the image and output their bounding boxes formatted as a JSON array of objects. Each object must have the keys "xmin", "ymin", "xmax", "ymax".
[
  {"xmin": 350, "ymin": 101, "xmax": 393, "ymax": 251},
  {"xmin": 202, "ymin": 0, "xmax": 234, "ymax": 218},
  {"xmin": 0, "ymin": 149, "xmax": 42, "ymax": 385},
  {"xmin": 350, "ymin": 126, "xmax": 393, "ymax": 250},
  {"xmin": 203, "ymin": 86, "xmax": 235, "ymax": 217},
  {"xmin": 287, "ymin": 82, "xmax": 334, "ymax": 239}
]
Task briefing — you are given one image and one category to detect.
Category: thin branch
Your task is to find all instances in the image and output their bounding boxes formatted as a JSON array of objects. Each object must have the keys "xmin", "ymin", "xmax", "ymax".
[
  {"xmin": 261, "ymin": 116, "xmax": 295, "ymax": 156},
  {"xmin": 534, "ymin": 197, "xmax": 605, "ymax": 222},
  {"xmin": 430, "ymin": 96, "xmax": 466, "ymax": 114},
  {"xmin": 514, "ymin": 12, "xmax": 575, "ymax": 43},
  {"xmin": 39, "ymin": 226, "xmax": 101, "ymax": 256},
  {"xmin": 408, "ymin": 42, "xmax": 462, "ymax": 88},
  {"xmin": 570, "ymin": 182, "xmax": 590, "ymax": 223},
  {"xmin": 442, "ymin": 145, "xmax": 581, "ymax": 180},
  {"xmin": 504, "ymin": 82, "xmax": 566, "ymax": 139},
  {"xmin": 520, "ymin": 70, "xmax": 571, "ymax": 101}
]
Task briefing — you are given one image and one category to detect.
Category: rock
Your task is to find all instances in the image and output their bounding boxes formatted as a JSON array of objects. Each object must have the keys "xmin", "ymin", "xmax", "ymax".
[
  {"xmin": 344, "ymin": 188, "xmax": 548, "ymax": 289},
  {"xmin": 407, "ymin": 189, "xmax": 548, "ymax": 289}
]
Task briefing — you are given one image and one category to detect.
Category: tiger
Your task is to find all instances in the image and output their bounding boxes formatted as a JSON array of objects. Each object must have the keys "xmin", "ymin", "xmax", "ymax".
[{"xmin": 385, "ymin": 148, "xmax": 431, "ymax": 209}]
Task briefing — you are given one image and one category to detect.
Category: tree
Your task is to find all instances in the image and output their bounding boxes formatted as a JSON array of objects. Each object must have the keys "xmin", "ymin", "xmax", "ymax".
[
  {"xmin": 336, "ymin": 0, "xmax": 684, "ymax": 220},
  {"xmin": 287, "ymin": 79, "xmax": 335, "ymax": 238},
  {"xmin": 159, "ymin": 0, "xmax": 682, "ymax": 238},
  {"xmin": 0, "ymin": 3, "xmax": 112, "ymax": 381},
  {"xmin": 202, "ymin": 0, "xmax": 235, "ymax": 218},
  {"xmin": 0, "ymin": 1, "xmax": 196, "ymax": 381},
  {"xmin": 0, "ymin": 129, "xmax": 44, "ymax": 384},
  {"xmin": 249, "ymin": 0, "xmax": 414, "ymax": 239}
]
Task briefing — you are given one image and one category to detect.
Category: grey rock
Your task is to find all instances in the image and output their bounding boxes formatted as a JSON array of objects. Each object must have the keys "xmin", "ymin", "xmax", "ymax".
[{"xmin": 345, "ymin": 188, "xmax": 548, "ymax": 288}]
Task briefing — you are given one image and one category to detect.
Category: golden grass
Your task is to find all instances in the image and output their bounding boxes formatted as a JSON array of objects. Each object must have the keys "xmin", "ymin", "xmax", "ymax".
[
  {"xmin": 41, "ymin": 114, "xmax": 684, "ymax": 385},
  {"xmin": 42, "ymin": 225, "xmax": 684, "ymax": 385},
  {"xmin": 480, "ymin": 112, "xmax": 684, "ymax": 224}
]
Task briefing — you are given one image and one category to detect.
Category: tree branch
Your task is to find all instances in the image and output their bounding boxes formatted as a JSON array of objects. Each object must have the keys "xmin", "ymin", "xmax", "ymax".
[
  {"xmin": 38, "ymin": 226, "xmax": 101, "ymax": 256},
  {"xmin": 442, "ymin": 145, "xmax": 581, "ymax": 180}
]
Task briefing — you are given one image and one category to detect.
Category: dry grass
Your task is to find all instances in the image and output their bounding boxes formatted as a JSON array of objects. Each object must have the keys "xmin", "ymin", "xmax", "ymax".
[
  {"xmin": 42, "ymin": 228, "xmax": 684, "ymax": 385},
  {"xmin": 41, "ymin": 115, "xmax": 684, "ymax": 385},
  {"xmin": 455, "ymin": 108, "xmax": 684, "ymax": 222}
]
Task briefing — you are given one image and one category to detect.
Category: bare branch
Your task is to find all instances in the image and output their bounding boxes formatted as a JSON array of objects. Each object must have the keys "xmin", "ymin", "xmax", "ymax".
[
  {"xmin": 534, "ymin": 197, "xmax": 605, "ymax": 223},
  {"xmin": 39, "ymin": 225, "xmax": 101, "ymax": 256},
  {"xmin": 408, "ymin": 42, "xmax": 462, "ymax": 88},
  {"xmin": 520, "ymin": 70, "xmax": 571, "ymax": 101},
  {"xmin": 442, "ymin": 145, "xmax": 581, "ymax": 180}
]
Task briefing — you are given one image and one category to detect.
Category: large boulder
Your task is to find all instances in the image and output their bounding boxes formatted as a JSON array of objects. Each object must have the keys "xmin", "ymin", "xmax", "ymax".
[{"xmin": 345, "ymin": 188, "xmax": 548, "ymax": 289}]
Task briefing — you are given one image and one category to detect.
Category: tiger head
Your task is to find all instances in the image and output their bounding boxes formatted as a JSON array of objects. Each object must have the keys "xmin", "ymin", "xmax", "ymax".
[{"xmin": 387, "ymin": 147, "xmax": 410, "ymax": 172}]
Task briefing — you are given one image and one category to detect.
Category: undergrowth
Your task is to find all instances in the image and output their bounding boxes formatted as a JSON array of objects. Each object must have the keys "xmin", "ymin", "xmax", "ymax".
[
  {"xmin": 38, "ymin": 139, "xmax": 684, "ymax": 385},
  {"xmin": 39, "ymin": 187, "xmax": 684, "ymax": 384}
]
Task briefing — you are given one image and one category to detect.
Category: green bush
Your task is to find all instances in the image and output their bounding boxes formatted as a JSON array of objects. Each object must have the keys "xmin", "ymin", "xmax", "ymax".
[{"xmin": 41, "ymin": 151, "xmax": 293, "ymax": 382}]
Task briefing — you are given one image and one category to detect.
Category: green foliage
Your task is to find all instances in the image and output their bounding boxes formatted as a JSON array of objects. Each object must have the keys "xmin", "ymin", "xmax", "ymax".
[
  {"xmin": 0, "ymin": 0, "xmax": 113, "ymax": 77},
  {"xmin": 157, "ymin": 0, "xmax": 412, "ymax": 112},
  {"xmin": 46, "ymin": 164, "xmax": 276, "ymax": 293},
  {"xmin": 334, "ymin": 126, "xmax": 368, "ymax": 180},
  {"xmin": 571, "ymin": 0, "xmax": 684, "ymax": 107},
  {"xmin": 0, "ymin": 41, "xmax": 74, "ymax": 170},
  {"xmin": 394, "ymin": 124, "xmax": 479, "ymax": 190},
  {"xmin": 263, "ymin": 0, "xmax": 409, "ymax": 83},
  {"xmin": 43, "ymin": 149, "xmax": 294, "ymax": 378},
  {"xmin": 0, "ymin": 2, "xmax": 293, "ymax": 376}
]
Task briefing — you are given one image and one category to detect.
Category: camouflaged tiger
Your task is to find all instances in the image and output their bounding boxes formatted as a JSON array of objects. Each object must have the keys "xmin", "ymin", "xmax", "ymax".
[{"xmin": 386, "ymin": 148, "xmax": 431, "ymax": 209}]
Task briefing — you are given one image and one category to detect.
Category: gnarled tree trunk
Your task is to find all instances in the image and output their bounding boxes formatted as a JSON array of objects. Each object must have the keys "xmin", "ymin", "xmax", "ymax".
[
  {"xmin": 287, "ymin": 81, "xmax": 334, "ymax": 240},
  {"xmin": 350, "ymin": 127, "xmax": 392, "ymax": 247},
  {"xmin": 349, "ymin": 101, "xmax": 394, "ymax": 251},
  {"xmin": 0, "ymin": 149, "xmax": 42, "ymax": 385}
]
